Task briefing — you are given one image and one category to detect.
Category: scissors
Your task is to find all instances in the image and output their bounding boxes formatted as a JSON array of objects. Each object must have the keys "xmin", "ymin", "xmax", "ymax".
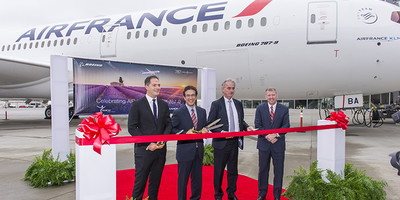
[{"xmin": 204, "ymin": 118, "xmax": 223, "ymax": 131}]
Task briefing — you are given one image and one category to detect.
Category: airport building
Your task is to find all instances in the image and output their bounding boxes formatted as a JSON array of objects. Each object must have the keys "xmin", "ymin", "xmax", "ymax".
[{"xmin": 241, "ymin": 91, "xmax": 400, "ymax": 109}]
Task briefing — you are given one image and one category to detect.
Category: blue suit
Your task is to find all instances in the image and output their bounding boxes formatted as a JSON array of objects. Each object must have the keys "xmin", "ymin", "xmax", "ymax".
[
  {"xmin": 172, "ymin": 105, "xmax": 207, "ymax": 200},
  {"xmin": 254, "ymin": 102, "xmax": 289, "ymax": 199},
  {"xmin": 208, "ymin": 97, "xmax": 249, "ymax": 199}
]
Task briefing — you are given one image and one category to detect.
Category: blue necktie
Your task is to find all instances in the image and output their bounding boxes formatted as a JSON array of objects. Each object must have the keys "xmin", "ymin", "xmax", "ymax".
[{"xmin": 153, "ymin": 99, "xmax": 157, "ymax": 124}]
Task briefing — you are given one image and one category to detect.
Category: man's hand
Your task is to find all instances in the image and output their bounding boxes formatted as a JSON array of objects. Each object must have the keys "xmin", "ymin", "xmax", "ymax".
[
  {"xmin": 201, "ymin": 128, "xmax": 208, "ymax": 133},
  {"xmin": 186, "ymin": 128, "xmax": 195, "ymax": 134},
  {"xmin": 148, "ymin": 142, "xmax": 165, "ymax": 151},
  {"xmin": 247, "ymin": 126, "xmax": 255, "ymax": 131},
  {"xmin": 265, "ymin": 134, "xmax": 279, "ymax": 144},
  {"xmin": 148, "ymin": 142, "xmax": 159, "ymax": 151},
  {"xmin": 156, "ymin": 141, "xmax": 165, "ymax": 149}
]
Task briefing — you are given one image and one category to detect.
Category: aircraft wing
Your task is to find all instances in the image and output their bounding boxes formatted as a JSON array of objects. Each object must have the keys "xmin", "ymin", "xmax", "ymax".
[{"xmin": 0, "ymin": 55, "xmax": 51, "ymax": 98}]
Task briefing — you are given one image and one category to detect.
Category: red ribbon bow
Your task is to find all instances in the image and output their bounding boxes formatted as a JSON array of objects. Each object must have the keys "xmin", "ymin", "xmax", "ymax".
[
  {"xmin": 77, "ymin": 112, "xmax": 121, "ymax": 154},
  {"xmin": 328, "ymin": 110, "xmax": 349, "ymax": 130}
]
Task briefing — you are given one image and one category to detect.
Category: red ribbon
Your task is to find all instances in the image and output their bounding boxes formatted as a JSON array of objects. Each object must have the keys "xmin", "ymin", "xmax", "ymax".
[
  {"xmin": 77, "ymin": 112, "xmax": 121, "ymax": 154},
  {"xmin": 76, "ymin": 124, "xmax": 341, "ymax": 146},
  {"xmin": 327, "ymin": 110, "xmax": 349, "ymax": 130}
]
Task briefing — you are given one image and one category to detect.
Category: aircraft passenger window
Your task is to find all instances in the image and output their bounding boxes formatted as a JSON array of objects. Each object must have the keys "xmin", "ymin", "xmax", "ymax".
[
  {"xmin": 18, "ymin": 44, "xmax": 21, "ymax": 50},
  {"xmin": 127, "ymin": 32, "xmax": 132, "ymax": 39},
  {"xmin": 12, "ymin": 44, "xmax": 16, "ymax": 50},
  {"xmin": 41, "ymin": 41, "xmax": 45, "ymax": 48},
  {"xmin": 53, "ymin": 40, "xmax": 57, "ymax": 47},
  {"xmin": 144, "ymin": 30, "xmax": 149, "ymax": 38},
  {"xmin": 236, "ymin": 20, "xmax": 242, "ymax": 29},
  {"xmin": 261, "ymin": 17, "xmax": 267, "ymax": 26},
  {"xmin": 2, "ymin": 45, "xmax": 4, "ymax": 51},
  {"xmin": 248, "ymin": 18, "xmax": 254, "ymax": 28},
  {"xmin": 202, "ymin": 24, "xmax": 208, "ymax": 32},
  {"xmin": 182, "ymin": 26, "xmax": 187, "ymax": 34},
  {"xmin": 23, "ymin": 43, "xmax": 27, "ymax": 49},
  {"xmin": 102, "ymin": 35, "xmax": 105, "ymax": 43},
  {"xmin": 192, "ymin": 25, "xmax": 197, "ymax": 33},
  {"xmin": 153, "ymin": 29, "xmax": 158, "ymax": 37},
  {"xmin": 29, "ymin": 43, "xmax": 33, "ymax": 49},
  {"xmin": 67, "ymin": 38, "xmax": 71, "ymax": 45},
  {"xmin": 7, "ymin": 45, "xmax": 10, "ymax": 51},
  {"xmin": 391, "ymin": 11, "xmax": 400, "ymax": 23},
  {"xmin": 162, "ymin": 28, "xmax": 167, "ymax": 36},
  {"xmin": 47, "ymin": 40, "xmax": 51, "ymax": 47},
  {"xmin": 224, "ymin": 21, "xmax": 230, "ymax": 30},
  {"xmin": 73, "ymin": 38, "xmax": 78, "ymax": 45},
  {"xmin": 213, "ymin": 22, "xmax": 219, "ymax": 31},
  {"xmin": 35, "ymin": 42, "xmax": 39, "ymax": 48},
  {"xmin": 135, "ymin": 31, "xmax": 140, "ymax": 39},
  {"xmin": 60, "ymin": 39, "xmax": 64, "ymax": 46}
]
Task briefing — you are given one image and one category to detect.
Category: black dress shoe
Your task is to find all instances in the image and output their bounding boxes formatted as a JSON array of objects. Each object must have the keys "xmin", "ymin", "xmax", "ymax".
[
  {"xmin": 256, "ymin": 196, "xmax": 266, "ymax": 200},
  {"xmin": 228, "ymin": 194, "xmax": 239, "ymax": 200}
]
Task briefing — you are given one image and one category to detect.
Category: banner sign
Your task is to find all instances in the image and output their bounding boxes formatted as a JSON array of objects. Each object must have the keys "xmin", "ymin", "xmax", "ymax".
[
  {"xmin": 334, "ymin": 94, "xmax": 363, "ymax": 109},
  {"xmin": 73, "ymin": 58, "xmax": 198, "ymax": 115}
]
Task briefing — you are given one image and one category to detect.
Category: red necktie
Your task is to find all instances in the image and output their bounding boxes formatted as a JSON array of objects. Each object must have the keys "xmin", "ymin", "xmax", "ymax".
[
  {"xmin": 191, "ymin": 108, "xmax": 197, "ymax": 129},
  {"xmin": 270, "ymin": 106, "xmax": 274, "ymax": 122}
]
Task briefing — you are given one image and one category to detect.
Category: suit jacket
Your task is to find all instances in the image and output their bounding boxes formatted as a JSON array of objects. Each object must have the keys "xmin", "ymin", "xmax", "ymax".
[
  {"xmin": 128, "ymin": 96, "xmax": 172, "ymax": 153},
  {"xmin": 172, "ymin": 105, "xmax": 207, "ymax": 162},
  {"xmin": 208, "ymin": 97, "xmax": 249, "ymax": 150},
  {"xmin": 254, "ymin": 102, "xmax": 290, "ymax": 152}
]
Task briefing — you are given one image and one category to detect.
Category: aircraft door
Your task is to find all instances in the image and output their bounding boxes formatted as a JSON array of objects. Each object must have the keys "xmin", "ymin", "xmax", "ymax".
[
  {"xmin": 307, "ymin": 1, "xmax": 337, "ymax": 44},
  {"xmin": 100, "ymin": 25, "xmax": 119, "ymax": 57}
]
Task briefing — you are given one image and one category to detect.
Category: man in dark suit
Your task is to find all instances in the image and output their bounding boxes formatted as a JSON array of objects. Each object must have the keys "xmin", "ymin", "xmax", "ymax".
[
  {"xmin": 128, "ymin": 75, "xmax": 172, "ymax": 200},
  {"xmin": 172, "ymin": 86, "xmax": 208, "ymax": 200},
  {"xmin": 208, "ymin": 78, "xmax": 254, "ymax": 200},
  {"xmin": 254, "ymin": 88, "xmax": 290, "ymax": 200}
]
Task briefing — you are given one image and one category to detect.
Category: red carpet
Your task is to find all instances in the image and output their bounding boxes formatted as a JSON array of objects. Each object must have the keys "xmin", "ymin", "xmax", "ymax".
[{"xmin": 117, "ymin": 164, "xmax": 288, "ymax": 200}]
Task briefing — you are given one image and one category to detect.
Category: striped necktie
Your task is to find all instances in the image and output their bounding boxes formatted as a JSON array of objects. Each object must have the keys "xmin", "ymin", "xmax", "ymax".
[
  {"xmin": 191, "ymin": 108, "xmax": 197, "ymax": 129},
  {"xmin": 270, "ymin": 105, "xmax": 274, "ymax": 122}
]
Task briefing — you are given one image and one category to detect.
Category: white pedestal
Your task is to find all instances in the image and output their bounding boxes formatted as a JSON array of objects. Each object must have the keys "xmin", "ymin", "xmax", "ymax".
[
  {"xmin": 317, "ymin": 120, "xmax": 346, "ymax": 179},
  {"xmin": 75, "ymin": 130, "xmax": 116, "ymax": 200}
]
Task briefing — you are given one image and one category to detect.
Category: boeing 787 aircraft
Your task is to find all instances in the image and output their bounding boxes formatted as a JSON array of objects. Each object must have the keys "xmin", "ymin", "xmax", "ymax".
[{"xmin": 0, "ymin": 0, "xmax": 399, "ymax": 102}]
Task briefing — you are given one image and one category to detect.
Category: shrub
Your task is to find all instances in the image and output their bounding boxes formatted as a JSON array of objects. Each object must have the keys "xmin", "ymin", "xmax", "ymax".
[
  {"xmin": 23, "ymin": 149, "xmax": 75, "ymax": 188},
  {"xmin": 203, "ymin": 144, "xmax": 214, "ymax": 166},
  {"xmin": 283, "ymin": 161, "xmax": 387, "ymax": 200}
]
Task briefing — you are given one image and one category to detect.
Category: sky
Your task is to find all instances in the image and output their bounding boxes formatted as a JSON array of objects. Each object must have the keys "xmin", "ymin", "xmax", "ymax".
[{"xmin": 0, "ymin": 0, "xmax": 203, "ymax": 32}]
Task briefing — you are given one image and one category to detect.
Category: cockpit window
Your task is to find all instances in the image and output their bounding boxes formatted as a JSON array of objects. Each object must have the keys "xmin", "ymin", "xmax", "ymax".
[{"xmin": 391, "ymin": 11, "xmax": 400, "ymax": 23}]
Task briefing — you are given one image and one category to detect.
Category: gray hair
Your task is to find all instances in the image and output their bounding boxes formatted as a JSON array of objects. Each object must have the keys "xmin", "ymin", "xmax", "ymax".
[
  {"xmin": 221, "ymin": 78, "xmax": 236, "ymax": 88},
  {"xmin": 265, "ymin": 87, "xmax": 277, "ymax": 93}
]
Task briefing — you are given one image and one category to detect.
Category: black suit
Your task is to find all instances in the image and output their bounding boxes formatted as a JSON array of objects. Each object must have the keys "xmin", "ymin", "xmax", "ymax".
[
  {"xmin": 172, "ymin": 105, "xmax": 207, "ymax": 200},
  {"xmin": 208, "ymin": 97, "xmax": 249, "ymax": 199},
  {"xmin": 128, "ymin": 96, "xmax": 172, "ymax": 200},
  {"xmin": 254, "ymin": 103, "xmax": 289, "ymax": 199}
]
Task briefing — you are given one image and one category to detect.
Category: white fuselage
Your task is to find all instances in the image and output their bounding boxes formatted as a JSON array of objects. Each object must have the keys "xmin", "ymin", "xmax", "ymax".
[{"xmin": 1, "ymin": 0, "xmax": 399, "ymax": 100}]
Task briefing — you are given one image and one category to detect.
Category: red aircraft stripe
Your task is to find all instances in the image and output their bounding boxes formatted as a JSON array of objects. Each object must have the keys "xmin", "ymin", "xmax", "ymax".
[{"xmin": 234, "ymin": 0, "xmax": 273, "ymax": 18}]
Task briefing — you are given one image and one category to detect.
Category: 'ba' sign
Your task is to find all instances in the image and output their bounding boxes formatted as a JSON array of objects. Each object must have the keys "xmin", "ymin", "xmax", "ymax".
[{"xmin": 334, "ymin": 94, "xmax": 363, "ymax": 108}]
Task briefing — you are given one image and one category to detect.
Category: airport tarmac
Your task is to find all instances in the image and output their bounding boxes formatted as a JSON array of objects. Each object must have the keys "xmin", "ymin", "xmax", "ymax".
[{"xmin": 0, "ymin": 108, "xmax": 399, "ymax": 200}]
